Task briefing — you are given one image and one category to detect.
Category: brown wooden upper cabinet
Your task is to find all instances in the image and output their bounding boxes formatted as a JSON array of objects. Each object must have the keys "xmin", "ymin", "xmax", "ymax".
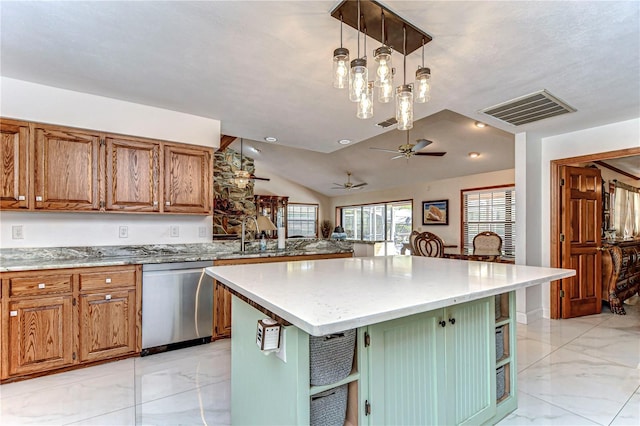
[
  {"xmin": 34, "ymin": 125, "xmax": 101, "ymax": 211},
  {"xmin": 0, "ymin": 119, "xmax": 29, "ymax": 209},
  {"xmin": 105, "ymin": 136, "xmax": 160, "ymax": 212},
  {"xmin": 164, "ymin": 143, "xmax": 212, "ymax": 214}
]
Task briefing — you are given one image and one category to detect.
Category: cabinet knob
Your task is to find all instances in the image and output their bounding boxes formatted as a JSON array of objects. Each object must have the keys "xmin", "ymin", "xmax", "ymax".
[
  {"xmin": 105, "ymin": 278, "xmax": 112, "ymax": 283},
  {"xmin": 153, "ymin": 201, "xmax": 158, "ymax": 206},
  {"xmin": 439, "ymin": 320, "xmax": 446, "ymax": 327},
  {"xmin": 36, "ymin": 196, "xmax": 43, "ymax": 201},
  {"xmin": 105, "ymin": 294, "xmax": 112, "ymax": 300},
  {"xmin": 38, "ymin": 283, "xmax": 46, "ymax": 289},
  {"xmin": 449, "ymin": 318, "xmax": 456, "ymax": 325},
  {"xmin": 10, "ymin": 310, "xmax": 18, "ymax": 317},
  {"xmin": 165, "ymin": 201, "xmax": 171, "ymax": 206},
  {"xmin": 18, "ymin": 195, "xmax": 26, "ymax": 201}
]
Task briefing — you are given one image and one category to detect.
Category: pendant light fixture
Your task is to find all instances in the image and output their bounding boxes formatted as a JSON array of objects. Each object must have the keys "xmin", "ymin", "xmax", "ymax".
[
  {"xmin": 234, "ymin": 138, "xmax": 251, "ymax": 189},
  {"xmin": 348, "ymin": 0, "xmax": 367, "ymax": 102},
  {"xmin": 396, "ymin": 25, "xmax": 413, "ymax": 131},
  {"xmin": 374, "ymin": 11, "xmax": 393, "ymax": 103},
  {"xmin": 332, "ymin": 14, "xmax": 349, "ymax": 89},
  {"xmin": 357, "ymin": 27, "xmax": 374, "ymax": 119},
  {"xmin": 415, "ymin": 39, "xmax": 431, "ymax": 103}
]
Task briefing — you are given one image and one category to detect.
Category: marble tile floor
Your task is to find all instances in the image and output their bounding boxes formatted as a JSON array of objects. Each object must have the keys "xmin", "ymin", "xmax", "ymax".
[{"xmin": 0, "ymin": 300, "xmax": 638, "ymax": 426}]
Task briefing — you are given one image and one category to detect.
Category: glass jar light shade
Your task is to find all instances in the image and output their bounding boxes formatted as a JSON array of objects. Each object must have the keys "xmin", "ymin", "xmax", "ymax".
[
  {"xmin": 333, "ymin": 47, "xmax": 349, "ymax": 89},
  {"xmin": 374, "ymin": 46, "xmax": 392, "ymax": 88},
  {"xmin": 396, "ymin": 85, "xmax": 414, "ymax": 131},
  {"xmin": 357, "ymin": 81, "xmax": 374, "ymax": 119},
  {"xmin": 234, "ymin": 170, "xmax": 251, "ymax": 189},
  {"xmin": 378, "ymin": 78, "xmax": 393, "ymax": 103},
  {"xmin": 415, "ymin": 67, "xmax": 431, "ymax": 103},
  {"xmin": 349, "ymin": 58, "xmax": 368, "ymax": 102}
]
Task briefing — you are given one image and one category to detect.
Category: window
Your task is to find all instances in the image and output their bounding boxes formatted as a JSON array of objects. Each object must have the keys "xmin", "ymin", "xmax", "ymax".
[
  {"xmin": 462, "ymin": 186, "xmax": 515, "ymax": 257},
  {"xmin": 339, "ymin": 200, "xmax": 412, "ymax": 248},
  {"xmin": 287, "ymin": 204, "xmax": 318, "ymax": 237}
]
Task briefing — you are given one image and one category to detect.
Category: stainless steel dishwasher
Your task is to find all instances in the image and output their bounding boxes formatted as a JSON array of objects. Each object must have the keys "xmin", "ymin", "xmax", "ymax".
[{"xmin": 141, "ymin": 261, "xmax": 213, "ymax": 355}]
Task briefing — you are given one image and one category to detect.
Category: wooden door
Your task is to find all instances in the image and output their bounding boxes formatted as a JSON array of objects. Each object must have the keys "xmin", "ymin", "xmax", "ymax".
[
  {"xmin": 559, "ymin": 166, "xmax": 602, "ymax": 318},
  {"xmin": 7, "ymin": 296, "xmax": 75, "ymax": 376},
  {"xmin": 105, "ymin": 137, "xmax": 160, "ymax": 212},
  {"xmin": 34, "ymin": 126, "xmax": 100, "ymax": 210},
  {"xmin": 164, "ymin": 144, "xmax": 212, "ymax": 214},
  {"xmin": 79, "ymin": 289, "xmax": 136, "ymax": 362},
  {"xmin": 212, "ymin": 280, "xmax": 232, "ymax": 340},
  {"xmin": 0, "ymin": 120, "xmax": 29, "ymax": 209}
]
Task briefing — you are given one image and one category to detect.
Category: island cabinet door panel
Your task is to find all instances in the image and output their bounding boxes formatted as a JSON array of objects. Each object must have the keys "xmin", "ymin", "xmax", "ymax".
[
  {"xmin": 79, "ymin": 289, "xmax": 136, "ymax": 362},
  {"xmin": 212, "ymin": 280, "xmax": 232, "ymax": 340},
  {"xmin": 105, "ymin": 137, "xmax": 160, "ymax": 212},
  {"xmin": 33, "ymin": 127, "xmax": 100, "ymax": 210},
  {"xmin": 445, "ymin": 297, "xmax": 495, "ymax": 426},
  {"xmin": 367, "ymin": 309, "xmax": 447, "ymax": 426},
  {"xmin": 7, "ymin": 296, "xmax": 75, "ymax": 376},
  {"xmin": 0, "ymin": 121, "xmax": 29, "ymax": 209},
  {"xmin": 163, "ymin": 144, "xmax": 212, "ymax": 214}
]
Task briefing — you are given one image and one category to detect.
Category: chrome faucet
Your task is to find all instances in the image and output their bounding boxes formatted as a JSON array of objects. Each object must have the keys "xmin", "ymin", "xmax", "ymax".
[{"xmin": 241, "ymin": 216, "xmax": 259, "ymax": 252}]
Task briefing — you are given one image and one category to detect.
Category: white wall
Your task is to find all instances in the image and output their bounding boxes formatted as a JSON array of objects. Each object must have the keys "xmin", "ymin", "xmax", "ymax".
[
  {"xmin": 520, "ymin": 117, "xmax": 640, "ymax": 319},
  {"xmin": 328, "ymin": 169, "xmax": 516, "ymax": 250},
  {"xmin": 0, "ymin": 78, "xmax": 221, "ymax": 248}
]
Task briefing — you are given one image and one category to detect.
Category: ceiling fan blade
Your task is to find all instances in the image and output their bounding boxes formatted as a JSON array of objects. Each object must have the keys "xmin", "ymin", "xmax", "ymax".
[
  {"xmin": 415, "ymin": 139, "xmax": 433, "ymax": 148},
  {"xmin": 370, "ymin": 147, "xmax": 401, "ymax": 153},
  {"xmin": 414, "ymin": 152, "xmax": 447, "ymax": 157},
  {"xmin": 412, "ymin": 139, "xmax": 431, "ymax": 151},
  {"xmin": 391, "ymin": 155, "xmax": 405, "ymax": 160},
  {"xmin": 332, "ymin": 182, "xmax": 344, "ymax": 186},
  {"xmin": 251, "ymin": 176, "xmax": 270, "ymax": 181},
  {"xmin": 352, "ymin": 182, "xmax": 368, "ymax": 188},
  {"xmin": 331, "ymin": 186, "xmax": 345, "ymax": 189}
]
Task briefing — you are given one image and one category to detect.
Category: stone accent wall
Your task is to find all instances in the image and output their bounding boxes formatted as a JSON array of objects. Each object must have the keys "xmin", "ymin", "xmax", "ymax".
[{"xmin": 213, "ymin": 149, "xmax": 257, "ymax": 236}]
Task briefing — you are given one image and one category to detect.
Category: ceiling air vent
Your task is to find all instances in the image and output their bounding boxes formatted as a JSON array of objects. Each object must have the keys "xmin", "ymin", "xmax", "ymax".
[
  {"xmin": 480, "ymin": 89, "xmax": 576, "ymax": 126},
  {"xmin": 376, "ymin": 117, "xmax": 397, "ymax": 128}
]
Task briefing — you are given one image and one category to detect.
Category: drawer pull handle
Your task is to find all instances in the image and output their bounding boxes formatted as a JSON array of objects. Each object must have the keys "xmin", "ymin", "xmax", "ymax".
[
  {"xmin": 153, "ymin": 201, "xmax": 158, "ymax": 206},
  {"xmin": 105, "ymin": 294, "xmax": 112, "ymax": 300},
  {"xmin": 165, "ymin": 201, "xmax": 171, "ymax": 206},
  {"xmin": 105, "ymin": 278, "xmax": 112, "ymax": 283},
  {"xmin": 36, "ymin": 196, "xmax": 43, "ymax": 201},
  {"xmin": 38, "ymin": 283, "xmax": 46, "ymax": 289},
  {"xmin": 10, "ymin": 311, "xmax": 18, "ymax": 317},
  {"xmin": 18, "ymin": 195, "xmax": 26, "ymax": 201}
]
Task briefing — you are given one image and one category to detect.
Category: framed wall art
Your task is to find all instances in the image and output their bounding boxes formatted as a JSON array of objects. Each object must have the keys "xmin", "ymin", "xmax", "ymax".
[{"xmin": 422, "ymin": 199, "xmax": 448, "ymax": 225}]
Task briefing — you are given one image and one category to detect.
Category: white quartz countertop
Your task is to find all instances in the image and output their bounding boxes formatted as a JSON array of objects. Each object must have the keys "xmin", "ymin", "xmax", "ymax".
[{"xmin": 205, "ymin": 255, "xmax": 575, "ymax": 336}]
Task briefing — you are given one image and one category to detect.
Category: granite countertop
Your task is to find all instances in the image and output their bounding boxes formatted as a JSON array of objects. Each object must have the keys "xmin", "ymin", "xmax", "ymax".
[
  {"xmin": 205, "ymin": 255, "xmax": 575, "ymax": 336},
  {"xmin": 0, "ymin": 240, "xmax": 354, "ymax": 272}
]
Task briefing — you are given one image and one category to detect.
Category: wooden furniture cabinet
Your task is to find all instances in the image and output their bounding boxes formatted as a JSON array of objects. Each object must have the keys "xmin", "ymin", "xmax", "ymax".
[
  {"xmin": 602, "ymin": 240, "xmax": 640, "ymax": 314},
  {"xmin": 164, "ymin": 143, "xmax": 212, "ymax": 214},
  {"xmin": 0, "ymin": 265, "xmax": 141, "ymax": 383},
  {"xmin": 254, "ymin": 195, "xmax": 288, "ymax": 238},
  {"xmin": 0, "ymin": 119, "xmax": 30, "ymax": 209},
  {"xmin": 0, "ymin": 118, "xmax": 213, "ymax": 215},
  {"xmin": 212, "ymin": 252, "xmax": 353, "ymax": 341}
]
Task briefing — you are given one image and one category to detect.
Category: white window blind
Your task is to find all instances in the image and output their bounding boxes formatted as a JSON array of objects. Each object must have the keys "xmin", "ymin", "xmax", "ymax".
[
  {"xmin": 287, "ymin": 204, "xmax": 318, "ymax": 237},
  {"xmin": 462, "ymin": 186, "xmax": 515, "ymax": 256}
]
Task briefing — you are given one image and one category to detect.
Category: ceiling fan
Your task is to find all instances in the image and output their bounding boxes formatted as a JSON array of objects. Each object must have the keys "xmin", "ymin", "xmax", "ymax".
[
  {"xmin": 369, "ymin": 132, "xmax": 447, "ymax": 160},
  {"xmin": 238, "ymin": 138, "xmax": 270, "ymax": 182},
  {"xmin": 331, "ymin": 172, "xmax": 368, "ymax": 190}
]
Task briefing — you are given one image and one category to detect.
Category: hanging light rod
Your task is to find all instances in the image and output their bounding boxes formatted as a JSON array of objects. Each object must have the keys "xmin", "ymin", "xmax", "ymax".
[{"xmin": 330, "ymin": 0, "xmax": 432, "ymax": 55}]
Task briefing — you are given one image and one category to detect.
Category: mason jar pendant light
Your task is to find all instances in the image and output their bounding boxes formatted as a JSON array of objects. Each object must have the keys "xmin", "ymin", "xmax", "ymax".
[
  {"xmin": 332, "ymin": 14, "xmax": 349, "ymax": 89},
  {"xmin": 415, "ymin": 39, "xmax": 431, "ymax": 103},
  {"xmin": 357, "ymin": 27, "xmax": 374, "ymax": 119},
  {"xmin": 349, "ymin": 0, "xmax": 367, "ymax": 102},
  {"xmin": 374, "ymin": 11, "xmax": 393, "ymax": 103},
  {"xmin": 396, "ymin": 26, "xmax": 413, "ymax": 131}
]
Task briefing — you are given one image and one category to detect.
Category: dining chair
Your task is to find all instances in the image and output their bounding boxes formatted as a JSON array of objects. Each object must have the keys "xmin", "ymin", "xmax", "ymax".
[
  {"xmin": 472, "ymin": 231, "xmax": 502, "ymax": 256},
  {"xmin": 411, "ymin": 231, "xmax": 445, "ymax": 258}
]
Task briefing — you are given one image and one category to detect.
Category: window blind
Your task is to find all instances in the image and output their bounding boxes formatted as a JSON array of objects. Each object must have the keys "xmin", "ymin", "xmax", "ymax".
[
  {"xmin": 462, "ymin": 186, "xmax": 516, "ymax": 256},
  {"xmin": 287, "ymin": 204, "xmax": 318, "ymax": 237}
]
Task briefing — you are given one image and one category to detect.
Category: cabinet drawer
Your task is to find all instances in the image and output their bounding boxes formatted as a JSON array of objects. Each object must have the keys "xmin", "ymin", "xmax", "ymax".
[
  {"xmin": 9, "ymin": 274, "xmax": 73, "ymax": 297},
  {"xmin": 79, "ymin": 270, "xmax": 135, "ymax": 291}
]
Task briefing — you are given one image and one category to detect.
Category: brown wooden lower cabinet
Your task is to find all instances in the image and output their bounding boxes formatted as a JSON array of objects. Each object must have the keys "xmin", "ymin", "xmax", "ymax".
[
  {"xmin": 0, "ymin": 265, "xmax": 141, "ymax": 383},
  {"xmin": 212, "ymin": 252, "xmax": 353, "ymax": 341}
]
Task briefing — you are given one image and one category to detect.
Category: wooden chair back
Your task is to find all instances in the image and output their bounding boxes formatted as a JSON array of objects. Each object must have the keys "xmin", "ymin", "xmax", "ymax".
[
  {"xmin": 473, "ymin": 231, "xmax": 502, "ymax": 256},
  {"xmin": 411, "ymin": 231, "xmax": 445, "ymax": 258}
]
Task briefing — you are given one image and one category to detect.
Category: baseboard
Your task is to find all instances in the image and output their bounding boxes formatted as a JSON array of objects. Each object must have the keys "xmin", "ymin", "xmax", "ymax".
[{"xmin": 516, "ymin": 307, "xmax": 544, "ymax": 324}]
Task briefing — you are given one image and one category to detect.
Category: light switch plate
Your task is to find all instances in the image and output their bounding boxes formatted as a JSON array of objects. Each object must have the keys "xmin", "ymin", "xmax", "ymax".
[
  {"xmin": 119, "ymin": 226, "xmax": 128, "ymax": 238},
  {"xmin": 12, "ymin": 225, "xmax": 24, "ymax": 239},
  {"xmin": 170, "ymin": 225, "xmax": 179, "ymax": 237},
  {"xmin": 198, "ymin": 226, "xmax": 207, "ymax": 238}
]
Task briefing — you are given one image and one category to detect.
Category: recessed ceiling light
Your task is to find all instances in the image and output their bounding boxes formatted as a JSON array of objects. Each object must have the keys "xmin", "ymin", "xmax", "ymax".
[
  {"xmin": 468, "ymin": 152, "xmax": 481, "ymax": 158},
  {"xmin": 249, "ymin": 146, "xmax": 261, "ymax": 154},
  {"xmin": 338, "ymin": 139, "xmax": 352, "ymax": 145},
  {"xmin": 264, "ymin": 136, "xmax": 277, "ymax": 142},
  {"xmin": 474, "ymin": 121, "xmax": 486, "ymax": 128}
]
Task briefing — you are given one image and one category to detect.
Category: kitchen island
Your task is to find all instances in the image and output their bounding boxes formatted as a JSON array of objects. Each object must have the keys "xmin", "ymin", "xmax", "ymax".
[{"xmin": 206, "ymin": 255, "xmax": 575, "ymax": 425}]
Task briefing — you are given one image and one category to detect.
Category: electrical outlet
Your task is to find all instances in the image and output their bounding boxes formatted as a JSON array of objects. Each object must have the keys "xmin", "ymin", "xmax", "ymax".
[
  {"xmin": 198, "ymin": 226, "xmax": 207, "ymax": 238},
  {"xmin": 12, "ymin": 225, "xmax": 24, "ymax": 239},
  {"xmin": 119, "ymin": 226, "xmax": 128, "ymax": 238},
  {"xmin": 170, "ymin": 225, "xmax": 180, "ymax": 237}
]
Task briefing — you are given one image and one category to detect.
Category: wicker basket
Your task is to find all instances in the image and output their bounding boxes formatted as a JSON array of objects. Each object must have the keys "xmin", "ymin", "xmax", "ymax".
[
  {"xmin": 495, "ymin": 295, "xmax": 502, "ymax": 320},
  {"xmin": 310, "ymin": 384, "xmax": 348, "ymax": 426},
  {"xmin": 309, "ymin": 329, "xmax": 356, "ymax": 386},
  {"xmin": 495, "ymin": 326, "xmax": 504, "ymax": 360},
  {"xmin": 496, "ymin": 366, "xmax": 506, "ymax": 400}
]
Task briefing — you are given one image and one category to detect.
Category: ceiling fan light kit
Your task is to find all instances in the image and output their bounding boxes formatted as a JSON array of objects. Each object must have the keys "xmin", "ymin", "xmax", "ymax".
[
  {"xmin": 332, "ymin": 172, "xmax": 368, "ymax": 190},
  {"xmin": 331, "ymin": 0, "xmax": 432, "ymax": 131}
]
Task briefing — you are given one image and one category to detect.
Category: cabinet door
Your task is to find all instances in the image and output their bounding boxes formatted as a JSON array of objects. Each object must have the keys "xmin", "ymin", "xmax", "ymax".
[
  {"xmin": 0, "ymin": 120, "xmax": 29, "ymax": 209},
  {"xmin": 105, "ymin": 137, "xmax": 160, "ymax": 212},
  {"xmin": 212, "ymin": 280, "xmax": 232, "ymax": 340},
  {"xmin": 7, "ymin": 296, "xmax": 75, "ymax": 376},
  {"xmin": 445, "ymin": 298, "xmax": 495, "ymax": 426},
  {"xmin": 34, "ymin": 126, "xmax": 100, "ymax": 210},
  {"xmin": 164, "ymin": 144, "xmax": 212, "ymax": 214},
  {"xmin": 368, "ymin": 309, "xmax": 446, "ymax": 425},
  {"xmin": 79, "ymin": 289, "xmax": 136, "ymax": 362}
]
